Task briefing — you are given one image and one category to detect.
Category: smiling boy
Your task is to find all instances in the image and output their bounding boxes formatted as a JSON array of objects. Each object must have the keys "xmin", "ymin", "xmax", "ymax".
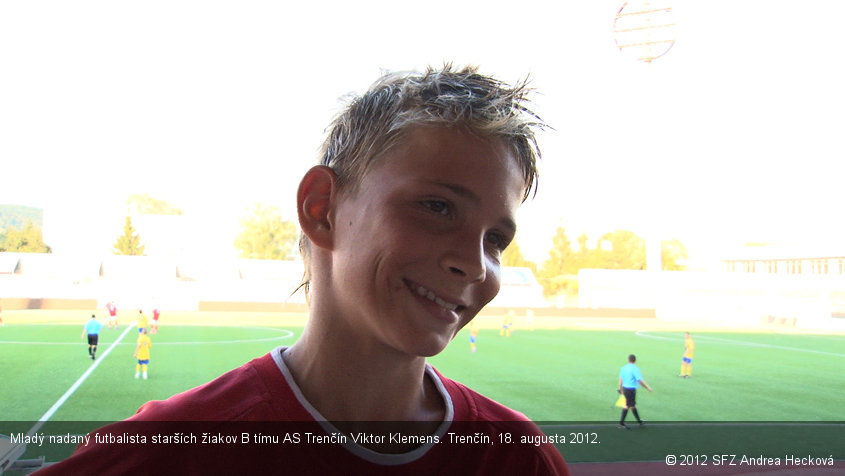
[{"xmin": 34, "ymin": 65, "xmax": 568, "ymax": 475}]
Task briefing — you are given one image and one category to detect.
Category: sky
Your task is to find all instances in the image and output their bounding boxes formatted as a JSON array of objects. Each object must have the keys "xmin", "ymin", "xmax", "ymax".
[{"xmin": 1, "ymin": 1, "xmax": 843, "ymax": 266}]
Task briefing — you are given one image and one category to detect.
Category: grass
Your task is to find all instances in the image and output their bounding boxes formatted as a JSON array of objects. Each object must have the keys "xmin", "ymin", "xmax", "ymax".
[
  {"xmin": 0, "ymin": 322, "xmax": 297, "ymax": 422},
  {"xmin": 1, "ymin": 310, "xmax": 843, "ymax": 468},
  {"xmin": 432, "ymin": 326, "xmax": 845, "ymax": 463},
  {"xmin": 432, "ymin": 326, "xmax": 845, "ymax": 421}
]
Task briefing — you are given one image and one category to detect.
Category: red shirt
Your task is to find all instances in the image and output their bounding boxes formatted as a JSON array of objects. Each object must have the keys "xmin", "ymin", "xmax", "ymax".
[{"xmin": 33, "ymin": 348, "xmax": 569, "ymax": 476}]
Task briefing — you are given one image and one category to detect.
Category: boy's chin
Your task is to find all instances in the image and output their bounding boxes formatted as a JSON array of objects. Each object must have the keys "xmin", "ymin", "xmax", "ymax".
[
  {"xmin": 413, "ymin": 341, "xmax": 450, "ymax": 358},
  {"xmin": 406, "ymin": 335, "xmax": 458, "ymax": 358},
  {"xmin": 421, "ymin": 328, "xmax": 471, "ymax": 357}
]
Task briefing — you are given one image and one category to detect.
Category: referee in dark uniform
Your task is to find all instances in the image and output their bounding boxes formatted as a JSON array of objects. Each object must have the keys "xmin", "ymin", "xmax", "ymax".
[{"xmin": 618, "ymin": 354, "xmax": 652, "ymax": 429}]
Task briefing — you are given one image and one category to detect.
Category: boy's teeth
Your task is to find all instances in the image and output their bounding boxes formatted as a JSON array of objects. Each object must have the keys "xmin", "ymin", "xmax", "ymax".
[
  {"xmin": 434, "ymin": 297, "xmax": 457, "ymax": 310},
  {"xmin": 414, "ymin": 284, "xmax": 458, "ymax": 311}
]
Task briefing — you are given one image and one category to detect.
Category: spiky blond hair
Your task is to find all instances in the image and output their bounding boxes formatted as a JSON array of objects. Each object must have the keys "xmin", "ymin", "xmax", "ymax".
[{"xmin": 298, "ymin": 64, "xmax": 547, "ymax": 296}]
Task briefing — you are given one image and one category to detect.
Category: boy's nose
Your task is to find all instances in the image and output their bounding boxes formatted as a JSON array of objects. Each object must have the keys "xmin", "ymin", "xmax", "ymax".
[{"xmin": 441, "ymin": 237, "xmax": 486, "ymax": 283}]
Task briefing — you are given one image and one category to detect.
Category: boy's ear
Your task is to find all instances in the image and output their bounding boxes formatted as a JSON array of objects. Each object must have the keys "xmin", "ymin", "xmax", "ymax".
[{"xmin": 297, "ymin": 165, "xmax": 337, "ymax": 250}]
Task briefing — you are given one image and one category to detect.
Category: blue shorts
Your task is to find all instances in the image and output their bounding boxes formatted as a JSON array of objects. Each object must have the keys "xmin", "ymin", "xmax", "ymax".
[
  {"xmin": 137, "ymin": 359, "xmax": 150, "ymax": 365},
  {"xmin": 138, "ymin": 328, "xmax": 146, "ymax": 333},
  {"xmin": 470, "ymin": 336, "xmax": 476, "ymax": 343},
  {"xmin": 683, "ymin": 357, "xmax": 692, "ymax": 364}
]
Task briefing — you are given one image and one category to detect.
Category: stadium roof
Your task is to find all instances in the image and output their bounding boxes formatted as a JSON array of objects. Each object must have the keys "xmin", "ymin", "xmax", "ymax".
[{"xmin": 720, "ymin": 243, "xmax": 845, "ymax": 262}]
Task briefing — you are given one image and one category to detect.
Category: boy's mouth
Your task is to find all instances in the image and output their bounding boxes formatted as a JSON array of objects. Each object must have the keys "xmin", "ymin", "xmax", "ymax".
[{"xmin": 407, "ymin": 281, "xmax": 463, "ymax": 312}]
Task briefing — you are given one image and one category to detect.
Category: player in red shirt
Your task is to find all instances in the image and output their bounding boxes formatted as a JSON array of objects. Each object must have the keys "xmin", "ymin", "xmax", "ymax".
[
  {"xmin": 34, "ymin": 65, "xmax": 568, "ymax": 476},
  {"xmin": 105, "ymin": 301, "xmax": 118, "ymax": 329},
  {"xmin": 151, "ymin": 307, "xmax": 160, "ymax": 334}
]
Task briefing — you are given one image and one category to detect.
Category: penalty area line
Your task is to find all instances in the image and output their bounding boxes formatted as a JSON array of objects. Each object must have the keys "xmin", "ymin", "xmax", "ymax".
[
  {"xmin": 636, "ymin": 330, "xmax": 845, "ymax": 357},
  {"xmin": 26, "ymin": 323, "xmax": 137, "ymax": 437}
]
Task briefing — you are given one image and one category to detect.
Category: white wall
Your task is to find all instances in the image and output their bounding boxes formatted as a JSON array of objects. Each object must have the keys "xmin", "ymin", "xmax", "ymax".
[{"xmin": 578, "ymin": 268, "xmax": 845, "ymax": 331}]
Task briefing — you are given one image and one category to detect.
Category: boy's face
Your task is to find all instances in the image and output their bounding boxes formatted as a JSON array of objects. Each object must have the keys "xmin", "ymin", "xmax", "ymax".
[{"xmin": 329, "ymin": 126, "xmax": 525, "ymax": 357}]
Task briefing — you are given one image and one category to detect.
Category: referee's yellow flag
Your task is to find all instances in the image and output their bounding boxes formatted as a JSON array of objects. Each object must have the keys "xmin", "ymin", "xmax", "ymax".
[{"xmin": 615, "ymin": 394, "xmax": 626, "ymax": 408}]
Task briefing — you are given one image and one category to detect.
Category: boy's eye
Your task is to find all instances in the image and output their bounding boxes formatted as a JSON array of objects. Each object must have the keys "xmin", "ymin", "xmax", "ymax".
[
  {"xmin": 486, "ymin": 232, "xmax": 510, "ymax": 251},
  {"xmin": 421, "ymin": 200, "xmax": 450, "ymax": 216}
]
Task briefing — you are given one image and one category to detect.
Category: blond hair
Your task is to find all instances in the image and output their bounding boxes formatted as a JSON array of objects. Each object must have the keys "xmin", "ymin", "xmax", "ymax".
[{"xmin": 298, "ymin": 64, "xmax": 547, "ymax": 296}]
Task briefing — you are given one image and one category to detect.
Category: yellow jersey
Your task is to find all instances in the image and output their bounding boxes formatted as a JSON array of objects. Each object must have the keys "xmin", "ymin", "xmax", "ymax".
[
  {"xmin": 136, "ymin": 334, "xmax": 152, "ymax": 360},
  {"xmin": 684, "ymin": 336, "xmax": 695, "ymax": 358}
]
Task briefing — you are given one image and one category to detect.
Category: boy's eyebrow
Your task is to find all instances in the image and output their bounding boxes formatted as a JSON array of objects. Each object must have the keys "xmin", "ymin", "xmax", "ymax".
[{"xmin": 432, "ymin": 181, "xmax": 518, "ymax": 234}]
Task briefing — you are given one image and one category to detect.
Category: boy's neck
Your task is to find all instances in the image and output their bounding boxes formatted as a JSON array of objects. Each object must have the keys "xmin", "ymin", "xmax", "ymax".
[{"xmin": 283, "ymin": 327, "xmax": 445, "ymax": 424}]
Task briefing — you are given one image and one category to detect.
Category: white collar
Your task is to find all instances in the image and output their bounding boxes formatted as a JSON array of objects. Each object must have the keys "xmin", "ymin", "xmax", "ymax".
[{"xmin": 270, "ymin": 346, "xmax": 454, "ymax": 465}]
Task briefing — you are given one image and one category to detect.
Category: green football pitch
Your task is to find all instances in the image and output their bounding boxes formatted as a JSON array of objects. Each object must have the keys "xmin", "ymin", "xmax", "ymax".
[{"xmin": 1, "ymin": 310, "xmax": 843, "ymax": 468}]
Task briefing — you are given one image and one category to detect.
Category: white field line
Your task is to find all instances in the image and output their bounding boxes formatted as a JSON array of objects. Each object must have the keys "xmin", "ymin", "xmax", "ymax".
[
  {"xmin": 26, "ymin": 323, "xmax": 137, "ymax": 437},
  {"xmin": 0, "ymin": 327, "xmax": 294, "ymax": 346},
  {"xmin": 3, "ymin": 324, "xmax": 138, "ymax": 471},
  {"xmin": 635, "ymin": 330, "xmax": 845, "ymax": 358},
  {"xmin": 572, "ymin": 321, "xmax": 642, "ymax": 331},
  {"xmin": 4, "ymin": 325, "xmax": 295, "ymax": 467}
]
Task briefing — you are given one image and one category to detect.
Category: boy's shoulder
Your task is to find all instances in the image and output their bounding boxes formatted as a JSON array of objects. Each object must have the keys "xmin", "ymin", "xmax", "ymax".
[
  {"xmin": 432, "ymin": 366, "xmax": 530, "ymax": 422},
  {"xmin": 432, "ymin": 368, "xmax": 570, "ymax": 476},
  {"xmin": 134, "ymin": 352, "xmax": 299, "ymax": 421}
]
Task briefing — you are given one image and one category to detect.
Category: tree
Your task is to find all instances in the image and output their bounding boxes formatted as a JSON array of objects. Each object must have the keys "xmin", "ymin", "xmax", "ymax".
[
  {"xmin": 537, "ymin": 226, "xmax": 577, "ymax": 298},
  {"xmin": 571, "ymin": 232, "xmax": 603, "ymax": 270},
  {"xmin": 113, "ymin": 216, "xmax": 146, "ymax": 255},
  {"xmin": 595, "ymin": 230, "xmax": 647, "ymax": 270},
  {"xmin": 0, "ymin": 220, "xmax": 51, "ymax": 253},
  {"xmin": 127, "ymin": 194, "xmax": 183, "ymax": 215},
  {"xmin": 501, "ymin": 239, "xmax": 537, "ymax": 273},
  {"xmin": 0, "ymin": 204, "xmax": 43, "ymax": 230},
  {"xmin": 661, "ymin": 238, "xmax": 688, "ymax": 271},
  {"xmin": 234, "ymin": 204, "xmax": 299, "ymax": 260}
]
